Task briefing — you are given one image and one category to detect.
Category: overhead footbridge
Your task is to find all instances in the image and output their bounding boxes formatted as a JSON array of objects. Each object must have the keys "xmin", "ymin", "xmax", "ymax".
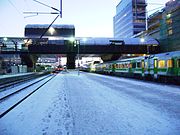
[
  {"xmin": 0, "ymin": 37, "xmax": 160, "ymax": 69},
  {"xmin": 28, "ymin": 37, "xmax": 159, "ymax": 54}
]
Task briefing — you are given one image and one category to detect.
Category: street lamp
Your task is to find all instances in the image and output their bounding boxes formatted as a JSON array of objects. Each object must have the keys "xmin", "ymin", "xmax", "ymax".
[
  {"xmin": 3, "ymin": 37, "xmax": 8, "ymax": 41},
  {"xmin": 68, "ymin": 37, "xmax": 80, "ymax": 75},
  {"xmin": 76, "ymin": 40, "xmax": 80, "ymax": 75},
  {"xmin": 49, "ymin": 27, "xmax": 55, "ymax": 35},
  {"xmin": 140, "ymin": 37, "xmax": 151, "ymax": 54},
  {"xmin": 140, "ymin": 37, "xmax": 145, "ymax": 43}
]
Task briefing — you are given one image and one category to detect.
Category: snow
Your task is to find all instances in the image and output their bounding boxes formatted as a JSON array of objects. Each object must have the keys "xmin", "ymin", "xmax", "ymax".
[
  {"xmin": 0, "ymin": 75, "xmax": 53, "ymax": 115},
  {"xmin": 0, "ymin": 72, "xmax": 33, "ymax": 79},
  {"xmin": 0, "ymin": 75, "xmax": 50, "ymax": 98},
  {"xmin": 0, "ymin": 71, "xmax": 180, "ymax": 135}
]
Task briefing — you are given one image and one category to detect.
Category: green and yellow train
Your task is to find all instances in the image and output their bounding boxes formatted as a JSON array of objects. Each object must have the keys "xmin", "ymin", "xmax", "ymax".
[{"xmin": 87, "ymin": 51, "xmax": 180, "ymax": 84}]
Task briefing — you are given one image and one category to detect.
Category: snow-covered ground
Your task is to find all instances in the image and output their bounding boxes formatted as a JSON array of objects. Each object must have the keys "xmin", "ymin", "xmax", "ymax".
[{"xmin": 0, "ymin": 71, "xmax": 180, "ymax": 135}]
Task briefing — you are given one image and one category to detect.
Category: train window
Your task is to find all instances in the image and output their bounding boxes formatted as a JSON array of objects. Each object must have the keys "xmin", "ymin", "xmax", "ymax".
[
  {"xmin": 167, "ymin": 59, "xmax": 173, "ymax": 68},
  {"xmin": 145, "ymin": 62, "xmax": 148, "ymax": 68},
  {"xmin": 116, "ymin": 64, "xmax": 118, "ymax": 69},
  {"xmin": 177, "ymin": 59, "xmax": 180, "ymax": 68},
  {"xmin": 141, "ymin": 61, "xmax": 144, "ymax": 68},
  {"xmin": 154, "ymin": 59, "xmax": 157, "ymax": 68},
  {"xmin": 137, "ymin": 62, "xmax": 141, "ymax": 68},
  {"xmin": 125, "ymin": 64, "xmax": 128, "ymax": 68},
  {"xmin": 158, "ymin": 60, "xmax": 165, "ymax": 68},
  {"xmin": 129, "ymin": 63, "xmax": 132, "ymax": 68},
  {"xmin": 119, "ymin": 64, "xmax": 121, "ymax": 68},
  {"xmin": 132, "ymin": 63, "xmax": 136, "ymax": 68}
]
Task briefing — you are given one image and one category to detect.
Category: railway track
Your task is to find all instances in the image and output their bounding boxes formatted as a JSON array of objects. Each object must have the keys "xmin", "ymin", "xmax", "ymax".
[
  {"xmin": 0, "ymin": 72, "xmax": 50, "ymax": 90},
  {"xmin": 0, "ymin": 74, "xmax": 56, "ymax": 118}
]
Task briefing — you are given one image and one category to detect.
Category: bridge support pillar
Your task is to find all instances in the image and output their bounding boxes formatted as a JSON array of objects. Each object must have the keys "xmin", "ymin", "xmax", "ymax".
[
  {"xmin": 67, "ymin": 54, "xmax": 76, "ymax": 69},
  {"xmin": 101, "ymin": 54, "xmax": 121, "ymax": 62}
]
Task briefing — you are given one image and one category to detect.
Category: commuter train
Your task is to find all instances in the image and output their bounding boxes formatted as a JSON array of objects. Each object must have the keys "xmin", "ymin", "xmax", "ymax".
[
  {"xmin": 52, "ymin": 65, "xmax": 64, "ymax": 73},
  {"xmin": 83, "ymin": 51, "xmax": 180, "ymax": 84}
]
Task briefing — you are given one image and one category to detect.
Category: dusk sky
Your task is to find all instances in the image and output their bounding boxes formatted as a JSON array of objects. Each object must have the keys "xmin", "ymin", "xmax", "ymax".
[{"xmin": 0, "ymin": 0, "xmax": 170, "ymax": 37}]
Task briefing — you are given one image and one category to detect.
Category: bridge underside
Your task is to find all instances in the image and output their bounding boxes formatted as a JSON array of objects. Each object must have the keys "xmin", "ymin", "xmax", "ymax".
[
  {"xmin": 27, "ymin": 44, "xmax": 159, "ymax": 54},
  {"xmin": 0, "ymin": 36, "xmax": 160, "ymax": 69},
  {"xmin": 0, "ymin": 44, "xmax": 160, "ymax": 69},
  {"xmin": 28, "ymin": 44, "xmax": 159, "ymax": 69}
]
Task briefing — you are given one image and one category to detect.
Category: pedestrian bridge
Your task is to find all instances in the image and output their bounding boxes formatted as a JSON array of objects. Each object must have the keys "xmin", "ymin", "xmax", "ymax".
[
  {"xmin": 0, "ymin": 37, "xmax": 160, "ymax": 68},
  {"xmin": 33, "ymin": 37, "xmax": 159, "ymax": 54}
]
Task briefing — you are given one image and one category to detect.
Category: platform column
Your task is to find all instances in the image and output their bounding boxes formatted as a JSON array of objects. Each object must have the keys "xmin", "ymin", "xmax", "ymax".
[{"xmin": 67, "ymin": 54, "xmax": 75, "ymax": 69}]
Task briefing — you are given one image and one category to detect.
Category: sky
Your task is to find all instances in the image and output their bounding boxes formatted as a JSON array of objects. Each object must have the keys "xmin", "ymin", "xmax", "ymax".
[{"xmin": 0, "ymin": 0, "xmax": 170, "ymax": 37}]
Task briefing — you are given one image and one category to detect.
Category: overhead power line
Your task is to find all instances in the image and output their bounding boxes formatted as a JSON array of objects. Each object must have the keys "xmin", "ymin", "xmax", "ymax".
[
  {"xmin": 7, "ymin": 0, "xmax": 22, "ymax": 15},
  {"xmin": 33, "ymin": 0, "xmax": 60, "ymax": 13}
]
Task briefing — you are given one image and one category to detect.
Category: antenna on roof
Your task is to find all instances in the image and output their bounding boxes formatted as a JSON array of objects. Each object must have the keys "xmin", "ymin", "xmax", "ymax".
[
  {"xmin": 60, "ymin": 0, "xmax": 62, "ymax": 18},
  {"xmin": 23, "ymin": 0, "xmax": 62, "ymax": 18},
  {"xmin": 23, "ymin": 0, "xmax": 63, "ymax": 42}
]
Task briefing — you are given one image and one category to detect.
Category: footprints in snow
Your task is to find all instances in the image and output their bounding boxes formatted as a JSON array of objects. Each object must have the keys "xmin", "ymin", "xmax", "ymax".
[{"xmin": 41, "ymin": 88, "xmax": 73, "ymax": 135}]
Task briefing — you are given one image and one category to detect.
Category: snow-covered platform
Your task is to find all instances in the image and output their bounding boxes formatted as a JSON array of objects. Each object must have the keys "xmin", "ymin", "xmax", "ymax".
[{"xmin": 0, "ymin": 71, "xmax": 180, "ymax": 135}]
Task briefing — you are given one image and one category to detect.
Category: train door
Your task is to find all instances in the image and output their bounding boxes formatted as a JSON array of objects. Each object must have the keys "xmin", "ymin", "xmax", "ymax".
[
  {"xmin": 144, "ymin": 57, "xmax": 149, "ymax": 77},
  {"xmin": 174, "ymin": 58, "xmax": 180, "ymax": 76},
  {"xmin": 112, "ymin": 63, "xmax": 116, "ymax": 74},
  {"xmin": 154, "ymin": 58, "xmax": 158, "ymax": 79},
  {"xmin": 141, "ymin": 60, "xmax": 145, "ymax": 77}
]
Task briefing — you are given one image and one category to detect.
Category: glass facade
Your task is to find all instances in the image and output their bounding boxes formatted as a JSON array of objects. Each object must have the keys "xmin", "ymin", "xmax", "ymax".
[{"xmin": 114, "ymin": 0, "xmax": 146, "ymax": 38}]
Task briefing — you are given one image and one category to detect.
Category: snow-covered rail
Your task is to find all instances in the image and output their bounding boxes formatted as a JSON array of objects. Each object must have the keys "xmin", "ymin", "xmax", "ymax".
[
  {"xmin": 0, "ymin": 72, "xmax": 50, "ymax": 90},
  {"xmin": 0, "ymin": 74, "xmax": 56, "ymax": 118}
]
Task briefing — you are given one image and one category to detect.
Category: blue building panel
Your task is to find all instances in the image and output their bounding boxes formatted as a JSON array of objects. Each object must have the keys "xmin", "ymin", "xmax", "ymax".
[{"xmin": 114, "ymin": 0, "xmax": 146, "ymax": 38}]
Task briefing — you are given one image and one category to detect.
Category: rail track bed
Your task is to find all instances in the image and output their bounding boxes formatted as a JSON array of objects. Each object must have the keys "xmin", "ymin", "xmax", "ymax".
[{"xmin": 0, "ymin": 74, "xmax": 56, "ymax": 118}]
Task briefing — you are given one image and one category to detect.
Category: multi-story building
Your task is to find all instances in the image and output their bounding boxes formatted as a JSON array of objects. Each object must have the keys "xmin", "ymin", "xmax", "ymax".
[
  {"xmin": 147, "ymin": 0, "xmax": 180, "ymax": 52},
  {"xmin": 159, "ymin": 0, "xmax": 180, "ymax": 52},
  {"xmin": 147, "ymin": 9, "xmax": 164, "ymax": 39},
  {"xmin": 113, "ymin": 0, "xmax": 147, "ymax": 38}
]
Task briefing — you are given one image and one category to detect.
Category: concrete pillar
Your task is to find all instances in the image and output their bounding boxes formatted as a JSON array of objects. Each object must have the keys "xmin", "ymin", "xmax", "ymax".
[
  {"xmin": 67, "ymin": 54, "xmax": 76, "ymax": 69},
  {"xmin": 101, "ymin": 54, "xmax": 121, "ymax": 62}
]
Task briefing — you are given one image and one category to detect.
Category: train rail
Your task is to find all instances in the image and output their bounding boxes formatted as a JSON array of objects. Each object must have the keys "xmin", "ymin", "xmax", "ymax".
[
  {"xmin": 0, "ymin": 72, "xmax": 50, "ymax": 90},
  {"xmin": 0, "ymin": 74, "xmax": 56, "ymax": 118}
]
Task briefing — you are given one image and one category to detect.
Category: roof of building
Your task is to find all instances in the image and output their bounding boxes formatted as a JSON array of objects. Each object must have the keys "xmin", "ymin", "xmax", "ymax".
[{"xmin": 25, "ymin": 24, "xmax": 75, "ymax": 29}]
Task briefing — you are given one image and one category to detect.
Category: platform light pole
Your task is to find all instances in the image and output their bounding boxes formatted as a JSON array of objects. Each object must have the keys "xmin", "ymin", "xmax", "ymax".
[
  {"xmin": 76, "ymin": 39, "xmax": 80, "ymax": 75},
  {"xmin": 69, "ymin": 38, "xmax": 80, "ymax": 75}
]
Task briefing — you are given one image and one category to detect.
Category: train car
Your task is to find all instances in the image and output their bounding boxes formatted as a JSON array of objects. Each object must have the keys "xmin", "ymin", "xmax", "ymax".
[
  {"xmin": 150, "ymin": 51, "xmax": 180, "ymax": 82},
  {"xmin": 112, "ymin": 56, "xmax": 145, "ymax": 78},
  {"xmin": 81, "ymin": 61, "xmax": 101, "ymax": 72},
  {"xmin": 93, "ymin": 51, "xmax": 180, "ymax": 84}
]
